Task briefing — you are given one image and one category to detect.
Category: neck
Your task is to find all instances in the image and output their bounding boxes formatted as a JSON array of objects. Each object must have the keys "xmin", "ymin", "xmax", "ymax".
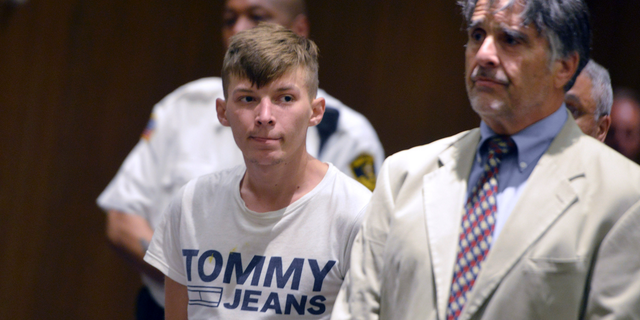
[
  {"xmin": 484, "ymin": 91, "xmax": 565, "ymax": 135},
  {"xmin": 240, "ymin": 153, "xmax": 328, "ymax": 213}
]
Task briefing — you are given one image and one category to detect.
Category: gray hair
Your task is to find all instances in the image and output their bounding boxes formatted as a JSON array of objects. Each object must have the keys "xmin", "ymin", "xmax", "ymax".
[
  {"xmin": 581, "ymin": 59, "xmax": 612, "ymax": 119},
  {"xmin": 458, "ymin": 0, "xmax": 591, "ymax": 91}
]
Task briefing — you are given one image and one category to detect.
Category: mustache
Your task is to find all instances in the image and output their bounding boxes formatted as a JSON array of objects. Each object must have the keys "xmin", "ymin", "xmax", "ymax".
[{"xmin": 470, "ymin": 67, "xmax": 509, "ymax": 85}]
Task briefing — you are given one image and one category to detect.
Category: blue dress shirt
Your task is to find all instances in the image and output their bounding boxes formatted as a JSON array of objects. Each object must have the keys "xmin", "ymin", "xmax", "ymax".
[{"xmin": 466, "ymin": 105, "xmax": 568, "ymax": 242}]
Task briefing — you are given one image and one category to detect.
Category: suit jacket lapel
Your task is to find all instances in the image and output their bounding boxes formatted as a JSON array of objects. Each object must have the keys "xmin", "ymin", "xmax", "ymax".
[
  {"xmin": 460, "ymin": 117, "xmax": 585, "ymax": 319},
  {"xmin": 423, "ymin": 129, "xmax": 480, "ymax": 320}
]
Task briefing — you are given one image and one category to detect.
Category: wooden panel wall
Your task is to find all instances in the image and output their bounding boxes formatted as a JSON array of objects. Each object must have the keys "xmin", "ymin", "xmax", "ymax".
[{"xmin": 0, "ymin": 1, "xmax": 637, "ymax": 319}]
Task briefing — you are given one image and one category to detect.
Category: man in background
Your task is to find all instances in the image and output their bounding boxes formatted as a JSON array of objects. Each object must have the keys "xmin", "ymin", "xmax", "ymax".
[
  {"xmin": 97, "ymin": 1, "xmax": 384, "ymax": 319},
  {"xmin": 605, "ymin": 88, "xmax": 640, "ymax": 162},
  {"xmin": 565, "ymin": 59, "xmax": 612, "ymax": 141}
]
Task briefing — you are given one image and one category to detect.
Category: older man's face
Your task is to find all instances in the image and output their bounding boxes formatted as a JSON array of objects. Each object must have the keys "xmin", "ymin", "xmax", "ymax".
[
  {"xmin": 565, "ymin": 72, "xmax": 610, "ymax": 141},
  {"xmin": 465, "ymin": 0, "xmax": 558, "ymax": 133}
]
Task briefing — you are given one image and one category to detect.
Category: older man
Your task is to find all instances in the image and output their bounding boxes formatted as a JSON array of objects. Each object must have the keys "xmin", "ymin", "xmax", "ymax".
[
  {"xmin": 97, "ymin": 0, "xmax": 384, "ymax": 319},
  {"xmin": 338, "ymin": 0, "xmax": 640, "ymax": 319},
  {"xmin": 565, "ymin": 59, "xmax": 612, "ymax": 141}
]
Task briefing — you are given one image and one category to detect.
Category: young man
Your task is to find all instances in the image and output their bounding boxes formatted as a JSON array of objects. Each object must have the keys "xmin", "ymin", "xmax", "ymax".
[
  {"xmin": 143, "ymin": 23, "xmax": 371, "ymax": 319},
  {"xmin": 98, "ymin": 2, "xmax": 383, "ymax": 316},
  {"xmin": 339, "ymin": 0, "xmax": 640, "ymax": 319},
  {"xmin": 564, "ymin": 59, "xmax": 612, "ymax": 142}
]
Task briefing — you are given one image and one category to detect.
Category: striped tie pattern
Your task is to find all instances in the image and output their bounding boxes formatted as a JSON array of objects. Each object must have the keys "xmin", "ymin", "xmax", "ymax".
[{"xmin": 446, "ymin": 136, "xmax": 514, "ymax": 320}]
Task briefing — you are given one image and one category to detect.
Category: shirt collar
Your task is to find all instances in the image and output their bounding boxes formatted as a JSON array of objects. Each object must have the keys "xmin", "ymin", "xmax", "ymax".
[{"xmin": 477, "ymin": 104, "xmax": 568, "ymax": 172}]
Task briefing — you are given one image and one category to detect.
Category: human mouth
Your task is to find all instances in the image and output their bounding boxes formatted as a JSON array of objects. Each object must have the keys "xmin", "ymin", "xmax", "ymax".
[
  {"xmin": 474, "ymin": 77, "xmax": 508, "ymax": 88},
  {"xmin": 470, "ymin": 68, "xmax": 508, "ymax": 87},
  {"xmin": 250, "ymin": 136, "xmax": 281, "ymax": 143}
]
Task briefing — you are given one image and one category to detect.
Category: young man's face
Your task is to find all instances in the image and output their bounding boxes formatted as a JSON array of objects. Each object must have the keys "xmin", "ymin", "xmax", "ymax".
[
  {"xmin": 465, "ymin": 0, "xmax": 560, "ymax": 130},
  {"xmin": 217, "ymin": 68, "xmax": 324, "ymax": 166},
  {"xmin": 222, "ymin": 0, "xmax": 297, "ymax": 48}
]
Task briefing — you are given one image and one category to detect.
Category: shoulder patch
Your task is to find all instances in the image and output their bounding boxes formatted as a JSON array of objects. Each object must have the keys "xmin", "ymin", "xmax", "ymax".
[
  {"xmin": 141, "ymin": 114, "xmax": 156, "ymax": 141},
  {"xmin": 350, "ymin": 153, "xmax": 376, "ymax": 191}
]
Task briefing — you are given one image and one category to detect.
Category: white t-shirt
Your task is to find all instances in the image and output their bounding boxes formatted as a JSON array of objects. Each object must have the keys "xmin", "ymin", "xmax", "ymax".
[
  {"xmin": 144, "ymin": 164, "xmax": 371, "ymax": 319},
  {"xmin": 97, "ymin": 77, "xmax": 384, "ymax": 305}
]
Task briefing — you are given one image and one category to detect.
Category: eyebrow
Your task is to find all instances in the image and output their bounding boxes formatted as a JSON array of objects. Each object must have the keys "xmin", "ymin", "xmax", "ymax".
[
  {"xmin": 231, "ymin": 88, "xmax": 255, "ymax": 95},
  {"xmin": 564, "ymin": 93, "xmax": 581, "ymax": 106},
  {"xmin": 231, "ymin": 85, "xmax": 299, "ymax": 96},
  {"xmin": 467, "ymin": 19, "xmax": 485, "ymax": 32},
  {"xmin": 499, "ymin": 23, "xmax": 529, "ymax": 43},
  {"xmin": 275, "ymin": 86, "xmax": 298, "ymax": 93}
]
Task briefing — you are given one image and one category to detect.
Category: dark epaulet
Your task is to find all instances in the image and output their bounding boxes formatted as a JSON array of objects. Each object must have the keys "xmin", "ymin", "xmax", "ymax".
[{"xmin": 316, "ymin": 106, "xmax": 340, "ymax": 156}]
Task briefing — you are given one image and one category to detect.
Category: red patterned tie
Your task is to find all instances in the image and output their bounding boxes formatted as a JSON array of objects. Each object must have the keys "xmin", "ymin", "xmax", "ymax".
[{"xmin": 446, "ymin": 136, "xmax": 514, "ymax": 320}]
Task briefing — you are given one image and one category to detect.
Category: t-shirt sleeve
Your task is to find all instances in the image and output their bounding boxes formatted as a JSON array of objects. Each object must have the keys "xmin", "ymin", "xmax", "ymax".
[{"xmin": 144, "ymin": 181, "xmax": 192, "ymax": 286}]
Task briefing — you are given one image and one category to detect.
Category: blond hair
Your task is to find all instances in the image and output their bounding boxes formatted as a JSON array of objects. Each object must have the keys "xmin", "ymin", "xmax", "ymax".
[{"xmin": 221, "ymin": 22, "xmax": 319, "ymax": 99}]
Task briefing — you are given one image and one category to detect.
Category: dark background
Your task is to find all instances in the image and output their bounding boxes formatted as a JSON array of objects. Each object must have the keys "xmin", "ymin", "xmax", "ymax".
[{"xmin": 1, "ymin": 1, "xmax": 638, "ymax": 319}]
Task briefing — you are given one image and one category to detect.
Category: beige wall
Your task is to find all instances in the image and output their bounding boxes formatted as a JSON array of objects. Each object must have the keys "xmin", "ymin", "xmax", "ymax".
[{"xmin": 1, "ymin": 1, "xmax": 638, "ymax": 319}]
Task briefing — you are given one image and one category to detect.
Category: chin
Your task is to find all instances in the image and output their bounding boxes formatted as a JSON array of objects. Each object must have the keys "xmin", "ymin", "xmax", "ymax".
[
  {"xmin": 470, "ymin": 95, "xmax": 507, "ymax": 115},
  {"xmin": 246, "ymin": 154, "xmax": 285, "ymax": 166}
]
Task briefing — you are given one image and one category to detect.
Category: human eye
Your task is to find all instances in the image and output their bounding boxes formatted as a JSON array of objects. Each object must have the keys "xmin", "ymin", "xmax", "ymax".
[
  {"xmin": 278, "ymin": 95, "xmax": 295, "ymax": 103},
  {"xmin": 469, "ymin": 28, "xmax": 485, "ymax": 43},
  {"xmin": 222, "ymin": 12, "xmax": 237, "ymax": 28},
  {"xmin": 566, "ymin": 104, "xmax": 582, "ymax": 119},
  {"xmin": 504, "ymin": 34, "xmax": 517, "ymax": 45},
  {"xmin": 239, "ymin": 96, "xmax": 256, "ymax": 103},
  {"xmin": 503, "ymin": 33, "xmax": 521, "ymax": 46},
  {"xmin": 501, "ymin": 30, "xmax": 525, "ymax": 47},
  {"xmin": 251, "ymin": 14, "xmax": 267, "ymax": 23}
]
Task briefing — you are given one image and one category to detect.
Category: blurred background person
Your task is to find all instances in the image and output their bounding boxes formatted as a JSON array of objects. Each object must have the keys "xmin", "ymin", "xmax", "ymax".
[
  {"xmin": 564, "ymin": 59, "xmax": 612, "ymax": 142},
  {"xmin": 96, "ymin": 0, "xmax": 384, "ymax": 319},
  {"xmin": 605, "ymin": 87, "xmax": 640, "ymax": 162}
]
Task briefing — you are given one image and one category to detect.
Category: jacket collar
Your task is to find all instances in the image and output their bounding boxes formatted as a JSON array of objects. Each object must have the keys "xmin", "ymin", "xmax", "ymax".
[{"xmin": 424, "ymin": 113, "xmax": 585, "ymax": 320}]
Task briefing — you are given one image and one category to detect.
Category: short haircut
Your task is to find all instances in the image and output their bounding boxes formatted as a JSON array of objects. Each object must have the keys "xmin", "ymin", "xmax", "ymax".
[
  {"xmin": 221, "ymin": 22, "xmax": 319, "ymax": 100},
  {"xmin": 581, "ymin": 59, "xmax": 612, "ymax": 119},
  {"xmin": 458, "ymin": 0, "xmax": 591, "ymax": 92}
]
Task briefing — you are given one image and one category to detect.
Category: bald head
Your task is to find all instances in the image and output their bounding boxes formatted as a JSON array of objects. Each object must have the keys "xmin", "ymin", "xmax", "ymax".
[{"xmin": 222, "ymin": 0, "xmax": 309, "ymax": 48}]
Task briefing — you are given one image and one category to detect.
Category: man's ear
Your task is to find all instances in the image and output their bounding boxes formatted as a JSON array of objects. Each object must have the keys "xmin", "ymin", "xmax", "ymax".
[
  {"xmin": 596, "ymin": 114, "xmax": 612, "ymax": 143},
  {"xmin": 309, "ymin": 97, "xmax": 325, "ymax": 127},
  {"xmin": 216, "ymin": 98, "xmax": 230, "ymax": 127},
  {"xmin": 290, "ymin": 14, "xmax": 310, "ymax": 38},
  {"xmin": 554, "ymin": 52, "xmax": 580, "ymax": 90}
]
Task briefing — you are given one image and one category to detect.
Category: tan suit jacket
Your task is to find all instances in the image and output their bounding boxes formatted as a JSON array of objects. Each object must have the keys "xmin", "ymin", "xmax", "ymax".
[{"xmin": 340, "ymin": 116, "xmax": 640, "ymax": 320}]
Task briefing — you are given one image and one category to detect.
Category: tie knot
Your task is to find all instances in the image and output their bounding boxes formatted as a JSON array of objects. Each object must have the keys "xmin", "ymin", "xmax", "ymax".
[{"xmin": 487, "ymin": 135, "xmax": 515, "ymax": 158}]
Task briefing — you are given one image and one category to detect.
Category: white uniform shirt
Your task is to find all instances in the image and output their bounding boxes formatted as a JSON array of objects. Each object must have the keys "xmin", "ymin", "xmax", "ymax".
[{"xmin": 97, "ymin": 77, "xmax": 384, "ymax": 305}]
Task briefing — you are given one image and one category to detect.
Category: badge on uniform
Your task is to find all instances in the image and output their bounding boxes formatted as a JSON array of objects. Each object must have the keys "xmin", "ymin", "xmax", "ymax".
[
  {"xmin": 350, "ymin": 153, "xmax": 376, "ymax": 191},
  {"xmin": 141, "ymin": 114, "xmax": 156, "ymax": 141}
]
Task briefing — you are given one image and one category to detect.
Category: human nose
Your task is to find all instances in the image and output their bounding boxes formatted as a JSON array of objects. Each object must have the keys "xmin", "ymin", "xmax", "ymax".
[
  {"xmin": 476, "ymin": 36, "xmax": 499, "ymax": 68},
  {"xmin": 255, "ymin": 99, "xmax": 275, "ymax": 126}
]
